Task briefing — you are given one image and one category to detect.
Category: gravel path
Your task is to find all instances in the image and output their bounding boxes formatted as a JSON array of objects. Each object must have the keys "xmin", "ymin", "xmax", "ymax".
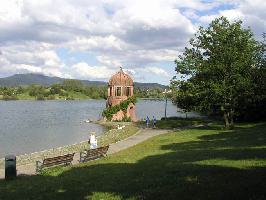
[
  {"xmin": 107, "ymin": 128, "xmax": 169, "ymax": 154},
  {"xmin": 0, "ymin": 128, "xmax": 170, "ymax": 179}
]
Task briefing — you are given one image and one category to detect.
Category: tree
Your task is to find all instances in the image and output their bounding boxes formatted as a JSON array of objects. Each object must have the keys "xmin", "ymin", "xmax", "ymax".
[
  {"xmin": 171, "ymin": 81, "xmax": 196, "ymax": 118},
  {"xmin": 172, "ymin": 17, "xmax": 265, "ymax": 128},
  {"xmin": 235, "ymin": 33, "xmax": 266, "ymax": 121},
  {"xmin": 62, "ymin": 80, "xmax": 84, "ymax": 92},
  {"xmin": 50, "ymin": 84, "xmax": 62, "ymax": 94},
  {"xmin": 28, "ymin": 85, "xmax": 48, "ymax": 99}
]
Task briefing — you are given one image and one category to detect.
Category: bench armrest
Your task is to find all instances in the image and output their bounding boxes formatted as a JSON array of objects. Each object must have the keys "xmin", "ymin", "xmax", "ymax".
[
  {"xmin": 80, "ymin": 151, "xmax": 87, "ymax": 162},
  {"xmin": 36, "ymin": 160, "xmax": 43, "ymax": 174},
  {"xmin": 36, "ymin": 160, "xmax": 42, "ymax": 166}
]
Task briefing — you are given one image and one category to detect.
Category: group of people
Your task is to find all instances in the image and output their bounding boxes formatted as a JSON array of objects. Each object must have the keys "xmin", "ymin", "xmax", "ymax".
[{"xmin": 145, "ymin": 116, "xmax": 157, "ymax": 128}]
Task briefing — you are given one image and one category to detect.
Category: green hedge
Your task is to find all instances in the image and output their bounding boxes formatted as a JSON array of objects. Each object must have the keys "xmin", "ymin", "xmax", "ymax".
[{"xmin": 102, "ymin": 96, "xmax": 137, "ymax": 121}]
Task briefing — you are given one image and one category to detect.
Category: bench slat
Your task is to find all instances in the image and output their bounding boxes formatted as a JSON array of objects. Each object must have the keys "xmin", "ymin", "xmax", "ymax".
[
  {"xmin": 36, "ymin": 153, "xmax": 75, "ymax": 173},
  {"xmin": 43, "ymin": 158, "xmax": 73, "ymax": 166},
  {"xmin": 43, "ymin": 156, "xmax": 73, "ymax": 164},
  {"xmin": 44, "ymin": 154, "xmax": 74, "ymax": 162},
  {"xmin": 80, "ymin": 145, "xmax": 109, "ymax": 163}
]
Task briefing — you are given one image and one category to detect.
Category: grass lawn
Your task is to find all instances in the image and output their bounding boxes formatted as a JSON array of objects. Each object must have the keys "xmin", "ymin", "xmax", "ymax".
[
  {"xmin": 66, "ymin": 91, "xmax": 91, "ymax": 100},
  {"xmin": 0, "ymin": 122, "xmax": 265, "ymax": 200},
  {"xmin": 137, "ymin": 117, "xmax": 212, "ymax": 129},
  {"xmin": 1, "ymin": 91, "xmax": 94, "ymax": 100},
  {"xmin": 17, "ymin": 93, "xmax": 36, "ymax": 100},
  {"xmin": 98, "ymin": 124, "xmax": 139, "ymax": 146}
]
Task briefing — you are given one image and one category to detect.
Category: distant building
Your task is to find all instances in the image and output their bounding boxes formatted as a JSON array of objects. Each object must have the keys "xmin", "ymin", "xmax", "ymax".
[{"xmin": 106, "ymin": 67, "xmax": 137, "ymax": 121}]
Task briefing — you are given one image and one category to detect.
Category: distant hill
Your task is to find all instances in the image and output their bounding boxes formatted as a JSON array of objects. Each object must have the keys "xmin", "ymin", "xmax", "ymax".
[{"xmin": 0, "ymin": 73, "xmax": 167, "ymax": 89}]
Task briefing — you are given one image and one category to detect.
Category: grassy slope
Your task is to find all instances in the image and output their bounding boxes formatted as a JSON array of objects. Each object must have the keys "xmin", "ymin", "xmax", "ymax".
[
  {"xmin": 98, "ymin": 124, "xmax": 139, "ymax": 146},
  {"xmin": 17, "ymin": 93, "xmax": 35, "ymax": 100},
  {"xmin": 66, "ymin": 91, "xmax": 91, "ymax": 100},
  {"xmin": 0, "ymin": 122, "xmax": 266, "ymax": 200}
]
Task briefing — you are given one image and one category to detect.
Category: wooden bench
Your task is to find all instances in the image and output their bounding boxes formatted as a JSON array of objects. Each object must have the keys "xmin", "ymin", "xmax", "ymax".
[
  {"xmin": 79, "ymin": 145, "xmax": 109, "ymax": 163},
  {"xmin": 36, "ymin": 153, "xmax": 75, "ymax": 173}
]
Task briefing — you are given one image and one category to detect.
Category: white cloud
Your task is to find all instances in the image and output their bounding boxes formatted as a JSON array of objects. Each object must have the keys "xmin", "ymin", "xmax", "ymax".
[
  {"xmin": 96, "ymin": 56, "xmax": 122, "ymax": 68},
  {"xmin": 0, "ymin": 0, "xmax": 264, "ymax": 83},
  {"xmin": 198, "ymin": 0, "xmax": 265, "ymax": 39},
  {"xmin": 66, "ymin": 35, "xmax": 125, "ymax": 52},
  {"xmin": 71, "ymin": 62, "xmax": 115, "ymax": 79},
  {"xmin": 143, "ymin": 67, "xmax": 170, "ymax": 77},
  {"xmin": 0, "ymin": 42, "xmax": 68, "ymax": 78}
]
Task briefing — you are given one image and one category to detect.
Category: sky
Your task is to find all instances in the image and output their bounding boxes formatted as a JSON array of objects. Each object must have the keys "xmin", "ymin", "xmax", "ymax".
[{"xmin": 0, "ymin": 0, "xmax": 265, "ymax": 85}]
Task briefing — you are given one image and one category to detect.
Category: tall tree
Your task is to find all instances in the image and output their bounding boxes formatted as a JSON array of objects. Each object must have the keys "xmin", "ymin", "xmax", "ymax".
[
  {"xmin": 62, "ymin": 80, "xmax": 84, "ymax": 92},
  {"xmin": 172, "ymin": 17, "xmax": 265, "ymax": 128}
]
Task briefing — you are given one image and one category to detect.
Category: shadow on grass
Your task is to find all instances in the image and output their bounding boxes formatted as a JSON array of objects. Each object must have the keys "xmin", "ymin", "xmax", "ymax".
[{"xmin": 0, "ymin": 123, "xmax": 266, "ymax": 200}]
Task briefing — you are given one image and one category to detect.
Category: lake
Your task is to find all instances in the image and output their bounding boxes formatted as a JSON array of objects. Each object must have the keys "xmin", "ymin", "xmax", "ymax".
[{"xmin": 0, "ymin": 99, "xmax": 199, "ymax": 157}]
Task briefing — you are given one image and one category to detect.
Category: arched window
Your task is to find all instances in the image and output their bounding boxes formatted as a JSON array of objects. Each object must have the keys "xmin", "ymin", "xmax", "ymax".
[
  {"xmin": 126, "ymin": 87, "xmax": 131, "ymax": 96},
  {"xmin": 115, "ymin": 87, "xmax": 121, "ymax": 96},
  {"xmin": 109, "ymin": 87, "xmax": 112, "ymax": 96}
]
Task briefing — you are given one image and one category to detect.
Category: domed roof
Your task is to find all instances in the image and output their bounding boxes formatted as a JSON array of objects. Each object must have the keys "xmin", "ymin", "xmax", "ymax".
[{"xmin": 109, "ymin": 67, "xmax": 133, "ymax": 86}]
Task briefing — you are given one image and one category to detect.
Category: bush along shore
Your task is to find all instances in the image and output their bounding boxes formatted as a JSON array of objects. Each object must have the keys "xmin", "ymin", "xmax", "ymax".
[
  {"xmin": 102, "ymin": 96, "xmax": 137, "ymax": 121},
  {"xmin": 0, "ymin": 123, "xmax": 139, "ymax": 169}
]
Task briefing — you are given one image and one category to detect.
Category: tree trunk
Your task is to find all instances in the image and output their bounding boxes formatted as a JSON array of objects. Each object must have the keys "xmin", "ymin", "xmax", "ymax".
[
  {"xmin": 223, "ymin": 111, "xmax": 230, "ymax": 128},
  {"xmin": 224, "ymin": 110, "xmax": 234, "ymax": 129},
  {"xmin": 229, "ymin": 109, "xmax": 234, "ymax": 129}
]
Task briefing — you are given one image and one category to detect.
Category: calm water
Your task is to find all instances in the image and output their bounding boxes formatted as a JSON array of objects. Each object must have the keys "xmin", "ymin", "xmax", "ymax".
[{"xmin": 0, "ymin": 99, "xmax": 199, "ymax": 157}]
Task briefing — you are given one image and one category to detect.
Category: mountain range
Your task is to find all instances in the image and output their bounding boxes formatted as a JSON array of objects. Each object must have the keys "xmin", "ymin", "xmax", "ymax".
[{"xmin": 0, "ymin": 73, "xmax": 167, "ymax": 89}]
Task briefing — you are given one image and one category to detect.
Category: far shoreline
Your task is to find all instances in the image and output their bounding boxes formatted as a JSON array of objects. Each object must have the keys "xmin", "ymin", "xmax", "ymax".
[{"xmin": 0, "ymin": 97, "xmax": 166, "ymax": 102}]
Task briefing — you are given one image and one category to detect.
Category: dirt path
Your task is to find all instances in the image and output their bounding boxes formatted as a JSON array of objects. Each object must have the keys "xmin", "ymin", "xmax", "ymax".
[{"xmin": 0, "ymin": 128, "xmax": 170, "ymax": 179}]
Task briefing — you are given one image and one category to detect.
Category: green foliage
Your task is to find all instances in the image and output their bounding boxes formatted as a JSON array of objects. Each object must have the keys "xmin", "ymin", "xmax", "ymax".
[
  {"xmin": 172, "ymin": 17, "xmax": 266, "ymax": 128},
  {"xmin": 122, "ymin": 116, "xmax": 131, "ymax": 122},
  {"xmin": 46, "ymin": 95, "xmax": 56, "ymax": 100},
  {"xmin": 134, "ymin": 87, "xmax": 170, "ymax": 98},
  {"xmin": 66, "ymin": 96, "xmax": 75, "ymax": 100},
  {"xmin": 0, "ymin": 87, "xmax": 18, "ymax": 100},
  {"xmin": 113, "ymin": 116, "xmax": 131, "ymax": 122},
  {"xmin": 62, "ymin": 80, "xmax": 84, "ymax": 92},
  {"xmin": 98, "ymin": 124, "xmax": 139, "ymax": 146},
  {"xmin": 28, "ymin": 85, "xmax": 47, "ymax": 97},
  {"xmin": 2, "ymin": 94, "xmax": 18, "ymax": 100},
  {"xmin": 137, "ymin": 117, "xmax": 209, "ymax": 129},
  {"xmin": 16, "ymin": 86, "xmax": 25, "ymax": 94},
  {"xmin": 36, "ymin": 94, "xmax": 45, "ymax": 100},
  {"xmin": 0, "ymin": 81, "xmax": 109, "ymax": 100},
  {"xmin": 50, "ymin": 84, "xmax": 62, "ymax": 94},
  {"xmin": 102, "ymin": 96, "xmax": 137, "ymax": 121}
]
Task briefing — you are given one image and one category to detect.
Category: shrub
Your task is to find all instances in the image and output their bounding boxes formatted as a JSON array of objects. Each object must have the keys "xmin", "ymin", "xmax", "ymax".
[
  {"xmin": 121, "ymin": 116, "xmax": 131, "ymax": 122},
  {"xmin": 2, "ymin": 95, "xmax": 18, "ymax": 101},
  {"xmin": 102, "ymin": 96, "xmax": 137, "ymax": 121},
  {"xmin": 36, "ymin": 94, "xmax": 45, "ymax": 100},
  {"xmin": 47, "ymin": 95, "xmax": 56, "ymax": 100}
]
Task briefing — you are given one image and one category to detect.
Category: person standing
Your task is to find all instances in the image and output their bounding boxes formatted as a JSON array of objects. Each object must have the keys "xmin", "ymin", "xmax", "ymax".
[
  {"xmin": 146, "ymin": 116, "xmax": 150, "ymax": 128},
  {"xmin": 90, "ymin": 132, "xmax": 97, "ymax": 149},
  {"xmin": 153, "ymin": 116, "xmax": 157, "ymax": 128}
]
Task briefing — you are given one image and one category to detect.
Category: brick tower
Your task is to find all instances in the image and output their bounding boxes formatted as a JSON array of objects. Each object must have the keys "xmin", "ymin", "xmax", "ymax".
[{"xmin": 106, "ymin": 67, "xmax": 137, "ymax": 121}]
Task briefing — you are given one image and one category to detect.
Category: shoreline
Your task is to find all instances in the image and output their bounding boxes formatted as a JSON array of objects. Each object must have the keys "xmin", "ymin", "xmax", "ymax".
[
  {"xmin": 0, "ymin": 139, "xmax": 90, "ymax": 169},
  {"xmin": 0, "ymin": 97, "xmax": 165, "ymax": 101},
  {"xmin": 0, "ymin": 121, "xmax": 139, "ymax": 169},
  {"xmin": 0, "ymin": 98, "xmax": 103, "ymax": 101}
]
